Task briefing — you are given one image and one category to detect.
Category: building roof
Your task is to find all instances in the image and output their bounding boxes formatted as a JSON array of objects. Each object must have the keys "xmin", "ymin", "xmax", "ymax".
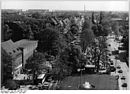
[
  {"xmin": 85, "ymin": 64, "xmax": 95, "ymax": 68},
  {"xmin": 1, "ymin": 40, "xmax": 22, "ymax": 59},
  {"xmin": 37, "ymin": 74, "xmax": 46, "ymax": 79},
  {"xmin": 14, "ymin": 39, "xmax": 38, "ymax": 49},
  {"xmin": 1, "ymin": 39, "xmax": 38, "ymax": 59}
]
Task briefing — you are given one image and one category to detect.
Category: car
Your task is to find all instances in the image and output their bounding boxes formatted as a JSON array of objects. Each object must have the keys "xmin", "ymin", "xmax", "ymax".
[
  {"xmin": 29, "ymin": 86, "xmax": 39, "ymax": 90},
  {"xmin": 109, "ymin": 53, "xmax": 111, "ymax": 56},
  {"xmin": 121, "ymin": 76, "xmax": 126, "ymax": 80},
  {"xmin": 78, "ymin": 82, "xmax": 95, "ymax": 90},
  {"xmin": 110, "ymin": 62, "xmax": 114, "ymax": 65},
  {"xmin": 118, "ymin": 70, "xmax": 123, "ymax": 73},
  {"xmin": 99, "ymin": 69, "xmax": 107, "ymax": 74},
  {"xmin": 110, "ymin": 66, "xmax": 116, "ymax": 72},
  {"xmin": 122, "ymin": 83, "xmax": 127, "ymax": 87},
  {"xmin": 108, "ymin": 44, "xmax": 111, "ymax": 46}
]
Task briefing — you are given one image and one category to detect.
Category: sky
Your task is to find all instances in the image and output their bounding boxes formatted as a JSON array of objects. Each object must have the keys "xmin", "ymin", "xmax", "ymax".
[{"xmin": 1, "ymin": 0, "xmax": 129, "ymax": 11}]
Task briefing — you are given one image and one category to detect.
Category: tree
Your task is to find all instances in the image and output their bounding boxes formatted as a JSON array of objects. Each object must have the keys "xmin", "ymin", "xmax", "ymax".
[
  {"xmin": 2, "ymin": 24, "xmax": 12, "ymax": 41},
  {"xmin": 82, "ymin": 18, "xmax": 92, "ymax": 30},
  {"xmin": 31, "ymin": 12, "xmax": 42, "ymax": 19},
  {"xmin": 91, "ymin": 37, "xmax": 108, "ymax": 72},
  {"xmin": 23, "ymin": 25, "xmax": 34, "ymax": 40},
  {"xmin": 37, "ymin": 27, "xmax": 66, "ymax": 57},
  {"xmin": 51, "ymin": 59, "xmax": 72, "ymax": 81},
  {"xmin": 51, "ymin": 44, "xmax": 86, "ymax": 80},
  {"xmin": 111, "ymin": 22, "xmax": 120, "ymax": 37},
  {"xmin": 91, "ymin": 12, "xmax": 109, "ymax": 37},
  {"xmin": 121, "ymin": 31, "xmax": 129, "ymax": 66},
  {"xmin": 25, "ymin": 52, "xmax": 48, "ymax": 84},
  {"xmin": 5, "ymin": 79, "xmax": 20, "ymax": 90},
  {"xmin": 80, "ymin": 29, "xmax": 95, "ymax": 53},
  {"xmin": 5, "ymin": 22, "xmax": 24, "ymax": 42},
  {"xmin": 70, "ymin": 24, "xmax": 79, "ymax": 35}
]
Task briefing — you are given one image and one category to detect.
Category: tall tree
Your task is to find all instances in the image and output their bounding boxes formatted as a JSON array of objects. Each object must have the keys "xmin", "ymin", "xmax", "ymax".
[
  {"xmin": 37, "ymin": 27, "xmax": 66, "ymax": 57},
  {"xmin": 2, "ymin": 24, "xmax": 12, "ymax": 41},
  {"xmin": 111, "ymin": 22, "xmax": 120, "ymax": 37},
  {"xmin": 80, "ymin": 29, "xmax": 95, "ymax": 53}
]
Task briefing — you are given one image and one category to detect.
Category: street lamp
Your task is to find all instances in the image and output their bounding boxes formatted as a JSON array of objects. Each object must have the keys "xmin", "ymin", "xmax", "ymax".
[{"xmin": 77, "ymin": 68, "xmax": 85, "ymax": 87}]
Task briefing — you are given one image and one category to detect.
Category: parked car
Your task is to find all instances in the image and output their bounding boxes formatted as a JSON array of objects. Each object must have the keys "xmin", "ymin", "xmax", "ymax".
[
  {"xmin": 121, "ymin": 76, "xmax": 126, "ymax": 80},
  {"xmin": 110, "ymin": 66, "xmax": 116, "ymax": 72},
  {"xmin": 116, "ymin": 66, "xmax": 121, "ymax": 69},
  {"xmin": 110, "ymin": 62, "xmax": 114, "ymax": 65},
  {"xmin": 79, "ymin": 82, "xmax": 95, "ymax": 90},
  {"xmin": 108, "ymin": 44, "xmax": 111, "ymax": 46},
  {"xmin": 118, "ymin": 70, "xmax": 123, "ymax": 73}
]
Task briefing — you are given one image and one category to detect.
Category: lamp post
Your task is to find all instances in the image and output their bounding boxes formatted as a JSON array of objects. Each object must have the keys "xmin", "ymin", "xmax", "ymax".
[{"xmin": 77, "ymin": 68, "xmax": 85, "ymax": 88}]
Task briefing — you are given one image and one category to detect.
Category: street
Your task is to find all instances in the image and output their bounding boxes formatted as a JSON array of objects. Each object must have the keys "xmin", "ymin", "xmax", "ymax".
[{"xmin": 106, "ymin": 35, "xmax": 129, "ymax": 90}]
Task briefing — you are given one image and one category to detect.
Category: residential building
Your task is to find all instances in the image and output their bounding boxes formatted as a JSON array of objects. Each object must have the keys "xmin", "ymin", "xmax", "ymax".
[
  {"xmin": 14, "ymin": 39, "xmax": 38, "ymax": 67},
  {"xmin": 1, "ymin": 39, "xmax": 38, "ymax": 80}
]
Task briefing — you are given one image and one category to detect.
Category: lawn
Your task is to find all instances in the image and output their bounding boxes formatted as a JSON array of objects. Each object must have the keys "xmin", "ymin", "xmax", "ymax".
[{"xmin": 59, "ymin": 74, "xmax": 118, "ymax": 90}]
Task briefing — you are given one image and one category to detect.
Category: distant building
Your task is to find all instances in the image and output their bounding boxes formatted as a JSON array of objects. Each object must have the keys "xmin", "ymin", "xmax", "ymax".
[
  {"xmin": 111, "ymin": 18, "xmax": 123, "ymax": 21},
  {"xmin": 1, "ymin": 39, "xmax": 38, "ymax": 80}
]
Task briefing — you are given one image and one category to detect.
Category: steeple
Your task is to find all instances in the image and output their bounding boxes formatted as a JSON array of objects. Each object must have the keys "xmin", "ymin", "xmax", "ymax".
[{"xmin": 84, "ymin": 4, "xmax": 85, "ymax": 13}]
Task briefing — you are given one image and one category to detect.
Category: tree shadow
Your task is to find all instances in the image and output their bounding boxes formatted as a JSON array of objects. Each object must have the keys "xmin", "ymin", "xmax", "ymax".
[{"xmin": 117, "ymin": 51, "xmax": 127, "ymax": 62}]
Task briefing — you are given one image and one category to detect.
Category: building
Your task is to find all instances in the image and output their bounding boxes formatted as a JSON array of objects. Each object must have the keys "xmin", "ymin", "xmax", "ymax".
[
  {"xmin": 1, "ymin": 39, "xmax": 38, "ymax": 80},
  {"xmin": 14, "ymin": 39, "xmax": 38, "ymax": 67},
  {"xmin": 1, "ymin": 40, "xmax": 23, "ymax": 76}
]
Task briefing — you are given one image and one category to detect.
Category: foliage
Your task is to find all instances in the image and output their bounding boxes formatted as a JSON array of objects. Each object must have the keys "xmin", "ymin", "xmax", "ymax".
[
  {"xmin": 91, "ymin": 12, "xmax": 110, "ymax": 37},
  {"xmin": 80, "ymin": 28, "xmax": 95, "ymax": 52},
  {"xmin": 51, "ymin": 44, "xmax": 86, "ymax": 80},
  {"xmin": 37, "ymin": 27, "xmax": 67, "ymax": 57},
  {"xmin": 5, "ymin": 79, "xmax": 19, "ymax": 90},
  {"xmin": 2, "ymin": 24, "xmax": 12, "ymax": 41},
  {"xmin": 82, "ymin": 18, "xmax": 92, "ymax": 30},
  {"xmin": 70, "ymin": 24, "xmax": 79, "ymax": 35},
  {"xmin": 31, "ymin": 12, "xmax": 42, "ymax": 19},
  {"xmin": 111, "ymin": 22, "xmax": 120, "ymax": 36},
  {"xmin": 25, "ymin": 52, "xmax": 47, "ymax": 83}
]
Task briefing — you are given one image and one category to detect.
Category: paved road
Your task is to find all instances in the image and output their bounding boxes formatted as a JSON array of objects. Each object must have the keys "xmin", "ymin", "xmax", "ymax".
[{"xmin": 106, "ymin": 35, "xmax": 129, "ymax": 90}]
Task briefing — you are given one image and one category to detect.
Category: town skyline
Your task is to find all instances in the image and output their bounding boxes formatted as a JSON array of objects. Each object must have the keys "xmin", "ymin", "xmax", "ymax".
[{"xmin": 1, "ymin": 0, "xmax": 129, "ymax": 11}]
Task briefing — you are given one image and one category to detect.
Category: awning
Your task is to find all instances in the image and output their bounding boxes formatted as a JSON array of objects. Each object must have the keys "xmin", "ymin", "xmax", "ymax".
[
  {"xmin": 37, "ymin": 74, "xmax": 46, "ymax": 79},
  {"xmin": 85, "ymin": 65, "xmax": 95, "ymax": 68}
]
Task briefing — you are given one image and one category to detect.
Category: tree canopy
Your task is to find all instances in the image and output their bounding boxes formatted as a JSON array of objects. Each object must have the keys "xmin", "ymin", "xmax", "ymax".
[
  {"xmin": 37, "ymin": 27, "xmax": 66, "ymax": 57},
  {"xmin": 80, "ymin": 28, "xmax": 95, "ymax": 52}
]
